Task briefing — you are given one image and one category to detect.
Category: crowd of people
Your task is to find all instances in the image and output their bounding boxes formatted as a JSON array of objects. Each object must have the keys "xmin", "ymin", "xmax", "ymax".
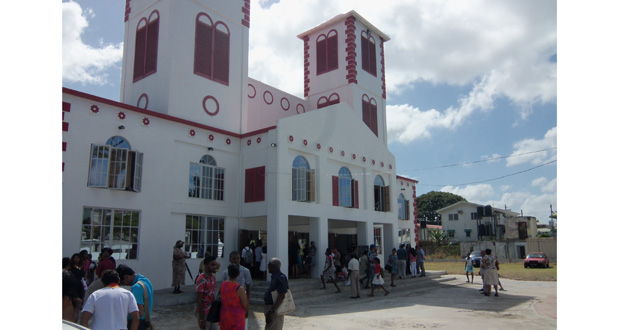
[
  {"xmin": 62, "ymin": 248, "xmax": 154, "ymax": 330},
  {"xmin": 470, "ymin": 248, "xmax": 506, "ymax": 297}
]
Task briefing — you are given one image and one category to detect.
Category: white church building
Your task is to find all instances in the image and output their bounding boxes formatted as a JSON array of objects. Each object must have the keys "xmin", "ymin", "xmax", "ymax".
[{"xmin": 62, "ymin": 0, "xmax": 419, "ymax": 289}]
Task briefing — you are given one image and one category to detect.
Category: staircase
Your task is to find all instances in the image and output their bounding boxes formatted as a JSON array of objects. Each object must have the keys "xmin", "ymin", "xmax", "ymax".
[{"xmin": 152, "ymin": 271, "xmax": 453, "ymax": 308}]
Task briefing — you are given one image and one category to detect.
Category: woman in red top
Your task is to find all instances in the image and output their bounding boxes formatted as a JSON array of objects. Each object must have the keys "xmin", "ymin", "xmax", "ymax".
[
  {"xmin": 220, "ymin": 264, "xmax": 249, "ymax": 330},
  {"xmin": 369, "ymin": 257, "xmax": 389, "ymax": 297}
]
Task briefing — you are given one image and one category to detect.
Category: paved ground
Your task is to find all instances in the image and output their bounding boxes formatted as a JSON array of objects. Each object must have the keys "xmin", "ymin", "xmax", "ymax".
[{"xmin": 150, "ymin": 275, "xmax": 556, "ymax": 329}]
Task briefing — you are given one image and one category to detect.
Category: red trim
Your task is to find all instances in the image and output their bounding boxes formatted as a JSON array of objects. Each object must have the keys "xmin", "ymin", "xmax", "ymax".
[
  {"xmin": 62, "ymin": 102, "xmax": 71, "ymax": 112},
  {"xmin": 241, "ymin": 0, "xmax": 251, "ymax": 28},
  {"xmin": 380, "ymin": 37, "xmax": 387, "ymax": 99},
  {"xmin": 396, "ymin": 175, "xmax": 419, "ymax": 184},
  {"xmin": 263, "ymin": 91, "xmax": 273, "ymax": 104},
  {"xmin": 62, "ymin": 142, "xmax": 67, "ymax": 151},
  {"xmin": 280, "ymin": 97, "xmax": 290, "ymax": 111},
  {"xmin": 248, "ymin": 84, "xmax": 256, "ymax": 98},
  {"xmin": 202, "ymin": 95, "xmax": 220, "ymax": 116},
  {"xmin": 296, "ymin": 104, "xmax": 305, "ymax": 114},
  {"xmin": 354, "ymin": 180, "xmax": 359, "ymax": 209},
  {"xmin": 345, "ymin": 16, "xmax": 357, "ymax": 84},
  {"xmin": 303, "ymin": 36, "xmax": 310, "ymax": 97},
  {"xmin": 137, "ymin": 93, "xmax": 148, "ymax": 109},
  {"xmin": 63, "ymin": 122, "xmax": 69, "ymax": 132},
  {"xmin": 332, "ymin": 176, "xmax": 339, "ymax": 206},
  {"xmin": 124, "ymin": 0, "xmax": 131, "ymax": 22}
]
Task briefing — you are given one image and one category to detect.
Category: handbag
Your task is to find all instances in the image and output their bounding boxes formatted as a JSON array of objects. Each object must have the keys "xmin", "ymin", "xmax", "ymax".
[
  {"xmin": 137, "ymin": 281, "xmax": 154, "ymax": 330},
  {"xmin": 270, "ymin": 289, "xmax": 295, "ymax": 315},
  {"xmin": 206, "ymin": 291, "xmax": 222, "ymax": 323}
]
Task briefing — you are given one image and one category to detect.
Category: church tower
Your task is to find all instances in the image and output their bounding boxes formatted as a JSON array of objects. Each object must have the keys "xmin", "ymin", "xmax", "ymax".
[
  {"xmin": 119, "ymin": 0, "xmax": 251, "ymax": 133},
  {"xmin": 297, "ymin": 11, "xmax": 390, "ymax": 145}
]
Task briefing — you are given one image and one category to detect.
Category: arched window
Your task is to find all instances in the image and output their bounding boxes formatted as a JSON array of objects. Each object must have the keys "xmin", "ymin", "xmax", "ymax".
[
  {"xmin": 317, "ymin": 93, "xmax": 340, "ymax": 109},
  {"xmin": 374, "ymin": 175, "xmax": 390, "ymax": 212},
  {"xmin": 194, "ymin": 13, "xmax": 230, "ymax": 85},
  {"xmin": 316, "ymin": 30, "xmax": 338, "ymax": 75},
  {"xmin": 361, "ymin": 30, "xmax": 377, "ymax": 76},
  {"xmin": 133, "ymin": 11, "xmax": 159, "ymax": 82},
  {"xmin": 292, "ymin": 156, "xmax": 315, "ymax": 202},
  {"xmin": 332, "ymin": 167, "xmax": 358, "ymax": 208},
  {"xmin": 189, "ymin": 155, "xmax": 225, "ymax": 200},
  {"xmin": 362, "ymin": 94, "xmax": 378, "ymax": 136},
  {"xmin": 397, "ymin": 193, "xmax": 410, "ymax": 220},
  {"xmin": 88, "ymin": 136, "xmax": 143, "ymax": 192}
]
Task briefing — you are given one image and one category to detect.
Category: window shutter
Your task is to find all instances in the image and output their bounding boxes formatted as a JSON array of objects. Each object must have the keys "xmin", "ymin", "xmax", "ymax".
[
  {"xmin": 369, "ymin": 40, "xmax": 377, "ymax": 76},
  {"xmin": 133, "ymin": 26, "xmax": 147, "ymax": 80},
  {"xmin": 256, "ymin": 166, "xmax": 265, "ymax": 202},
  {"xmin": 332, "ymin": 176, "xmax": 339, "ymax": 206},
  {"xmin": 362, "ymin": 100, "xmax": 370, "ymax": 129},
  {"xmin": 108, "ymin": 148, "xmax": 128, "ymax": 190},
  {"xmin": 245, "ymin": 167, "xmax": 265, "ymax": 203},
  {"xmin": 195, "ymin": 22, "xmax": 213, "ymax": 77},
  {"xmin": 213, "ymin": 29, "xmax": 229, "ymax": 84},
  {"xmin": 406, "ymin": 200, "xmax": 410, "ymax": 220},
  {"xmin": 244, "ymin": 168, "xmax": 254, "ymax": 202},
  {"xmin": 145, "ymin": 19, "xmax": 159, "ymax": 75},
  {"xmin": 88, "ymin": 144, "xmax": 110, "ymax": 188},
  {"xmin": 384, "ymin": 186, "xmax": 390, "ymax": 211},
  {"xmin": 316, "ymin": 38, "xmax": 327, "ymax": 74},
  {"xmin": 215, "ymin": 168, "xmax": 225, "ymax": 200},
  {"xmin": 370, "ymin": 102, "xmax": 378, "ymax": 136},
  {"xmin": 130, "ymin": 151, "xmax": 143, "ymax": 192},
  {"xmin": 307, "ymin": 169, "xmax": 315, "ymax": 202},
  {"xmin": 361, "ymin": 36, "xmax": 369, "ymax": 72},
  {"xmin": 327, "ymin": 34, "xmax": 338, "ymax": 71},
  {"xmin": 353, "ymin": 180, "xmax": 359, "ymax": 209}
]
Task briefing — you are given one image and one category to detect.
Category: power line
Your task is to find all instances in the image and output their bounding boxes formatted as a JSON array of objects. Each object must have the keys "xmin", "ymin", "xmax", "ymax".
[
  {"xmin": 409, "ymin": 147, "xmax": 557, "ymax": 171},
  {"xmin": 418, "ymin": 160, "xmax": 557, "ymax": 187}
]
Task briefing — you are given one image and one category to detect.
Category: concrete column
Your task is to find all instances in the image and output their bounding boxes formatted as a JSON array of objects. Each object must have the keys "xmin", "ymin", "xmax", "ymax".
[
  {"xmin": 383, "ymin": 223, "xmax": 398, "ymax": 253},
  {"xmin": 309, "ymin": 216, "xmax": 328, "ymax": 278},
  {"xmin": 357, "ymin": 220, "xmax": 374, "ymax": 247}
]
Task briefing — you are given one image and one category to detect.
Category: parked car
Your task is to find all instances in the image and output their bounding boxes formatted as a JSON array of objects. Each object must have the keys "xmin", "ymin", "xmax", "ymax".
[
  {"xmin": 469, "ymin": 251, "xmax": 483, "ymax": 267},
  {"xmin": 524, "ymin": 252, "xmax": 549, "ymax": 268}
]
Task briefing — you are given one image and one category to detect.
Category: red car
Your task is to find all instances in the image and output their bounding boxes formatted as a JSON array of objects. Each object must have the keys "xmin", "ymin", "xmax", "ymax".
[{"xmin": 524, "ymin": 252, "xmax": 549, "ymax": 268}]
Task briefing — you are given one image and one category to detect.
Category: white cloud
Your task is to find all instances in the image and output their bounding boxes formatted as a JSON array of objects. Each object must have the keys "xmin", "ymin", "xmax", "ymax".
[
  {"xmin": 540, "ymin": 178, "xmax": 557, "ymax": 194},
  {"xmin": 531, "ymin": 177, "xmax": 548, "ymax": 187},
  {"xmin": 62, "ymin": 1, "xmax": 123, "ymax": 85},
  {"xmin": 506, "ymin": 126, "xmax": 557, "ymax": 167},
  {"xmin": 440, "ymin": 184, "xmax": 495, "ymax": 201}
]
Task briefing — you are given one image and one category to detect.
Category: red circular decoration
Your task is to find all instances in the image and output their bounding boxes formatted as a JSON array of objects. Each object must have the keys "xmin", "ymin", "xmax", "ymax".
[
  {"xmin": 247, "ymin": 140, "xmax": 252, "ymax": 146},
  {"xmin": 118, "ymin": 112, "xmax": 126, "ymax": 120},
  {"xmin": 352, "ymin": 154, "xmax": 356, "ymax": 159},
  {"xmin": 296, "ymin": 104, "xmax": 305, "ymax": 114},
  {"xmin": 401, "ymin": 182, "xmax": 404, "ymax": 186},
  {"xmin": 341, "ymin": 150, "xmax": 345, "ymax": 156},
  {"xmin": 363, "ymin": 157, "xmax": 366, "ymax": 162},
  {"xmin": 389, "ymin": 165, "xmax": 393, "ymax": 169},
  {"xmin": 189, "ymin": 129, "xmax": 196, "ymax": 137},
  {"xmin": 263, "ymin": 91, "xmax": 274, "ymax": 104},
  {"xmin": 257, "ymin": 137, "xmax": 262, "ymax": 144},
  {"xmin": 289, "ymin": 135, "xmax": 294, "ymax": 142},
  {"xmin": 372, "ymin": 160, "xmax": 376, "ymax": 165},
  {"xmin": 142, "ymin": 117, "xmax": 150, "ymax": 126},
  {"xmin": 317, "ymin": 143, "xmax": 321, "ymax": 149},
  {"xmin": 248, "ymin": 84, "xmax": 256, "ymax": 98},
  {"xmin": 209, "ymin": 134, "xmax": 214, "ymax": 141},
  {"xmin": 137, "ymin": 93, "xmax": 149, "ymax": 109},
  {"xmin": 303, "ymin": 139, "xmax": 308, "ymax": 146},
  {"xmin": 90, "ymin": 105, "xmax": 99, "ymax": 113},
  {"xmin": 281, "ymin": 98, "xmax": 290, "ymax": 111},
  {"xmin": 226, "ymin": 138, "xmax": 231, "ymax": 145},
  {"xmin": 381, "ymin": 162, "xmax": 385, "ymax": 167},
  {"xmin": 329, "ymin": 147, "xmax": 334, "ymax": 153},
  {"xmin": 203, "ymin": 96, "xmax": 220, "ymax": 116}
]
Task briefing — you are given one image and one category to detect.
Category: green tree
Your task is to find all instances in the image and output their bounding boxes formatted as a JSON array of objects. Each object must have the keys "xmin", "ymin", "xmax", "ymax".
[{"xmin": 417, "ymin": 191, "xmax": 467, "ymax": 225}]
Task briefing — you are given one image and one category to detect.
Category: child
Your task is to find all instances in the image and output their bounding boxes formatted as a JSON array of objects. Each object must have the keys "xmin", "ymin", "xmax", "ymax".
[
  {"xmin": 369, "ymin": 257, "xmax": 389, "ymax": 297},
  {"xmin": 465, "ymin": 254, "xmax": 474, "ymax": 283}
]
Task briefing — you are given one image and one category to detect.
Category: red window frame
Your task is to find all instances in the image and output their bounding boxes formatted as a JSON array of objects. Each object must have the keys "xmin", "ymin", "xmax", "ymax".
[
  {"xmin": 133, "ymin": 11, "xmax": 160, "ymax": 82},
  {"xmin": 361, "ymin": 31, "xmax": 377, "ymax": 76},
  {"xmin": 194, "ymin": 13, "xmax": 230, "ymax": 85},
  {"xmin": 362, "ymin": 95, "xmax": 378, "ymax": 136},
  {"xmin": 317, "ymin": 93, "xmax": 340, "ymax": 109},
  {"xmin": 316, "ymin": 30, "xmax": 338, "ymax": 75},
  {"xmin": 244, "ymin": 166, "xmax": 265, "ymax": 203}
]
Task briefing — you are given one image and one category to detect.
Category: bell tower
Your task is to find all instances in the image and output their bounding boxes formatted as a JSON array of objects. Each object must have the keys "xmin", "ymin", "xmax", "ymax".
[
  {"xmin": 297, "ymin": 11, "xmax": 390, "ymax": 145},
  {"xmin": 120, "ymin": 0, "xmax": 251, "ymax": 133}
]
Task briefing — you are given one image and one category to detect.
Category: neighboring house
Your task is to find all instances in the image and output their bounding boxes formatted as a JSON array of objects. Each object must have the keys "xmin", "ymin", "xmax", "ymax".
[
  {"xmin": 437, "ymin": 201, "xmax": 543, "ymax": 259},
  {"xmin": 62, "ymin": 1, "xmax": 418, "ymax": 289}
]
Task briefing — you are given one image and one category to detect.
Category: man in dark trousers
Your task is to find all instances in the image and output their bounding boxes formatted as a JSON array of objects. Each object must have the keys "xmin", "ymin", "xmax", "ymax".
[{"xmin": 263, "ymin": 258, "xmax": 289, "ymax": 330}]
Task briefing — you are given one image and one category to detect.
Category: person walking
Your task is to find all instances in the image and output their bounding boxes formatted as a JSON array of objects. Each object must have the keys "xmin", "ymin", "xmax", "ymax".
[
  {"xmin": 478, "ymin": 250, "xmax": 486, "ymax": 293},
  {"xmin": 365, "ymin": 245, "xmax": 378, "ymax": 289},
  {"xmin": 347, "ymin": 253, "xmax": 361, "ymax": 298},
  {"xmin": 368, "ymin": 257, "xmax": 389, "ymax": 297},
  {"xmin": 409, "ymin": 246, "xmax": 418, "ymax": 278},
  {"xmin": 416, "ymin": 245, "xmax": 426, "ymax": 277},
  {"xmin": 220, "ymin": 264, "xmax": 250, "ymax": 330},
  {"xmin": 482, "ymin": 248, "xmax": 500, "ymax": 297},
  {"xmin": 320, "ymin": 248, "xmax": 341, "ymax": 293},
  {"xmin": 263, "ymin": 258, "xmax": 289, "ymax": 330},
  {"xmin": 172, "ymin": 240, "xmax": 190, "ymax": 294},
  {"xmin": 254, "ymin": 240, "xmax": 263, "ymax": 279},
  {"xmin": 221, "ymin": 251, "xmax": 252, "ymax": 303},
  {"xmin": 388, "ymin": 248, "xmax": 398, "ymax": 287},
  {"xmin": 196, "ymin": 256, "xmax": 219, "ymax": 330},
  {"xmin": 396, "ymin": 244, "xmax": 407, "ymax": 280},
  {"xmin": 465, "ymin": 254, "xmax": 475, "ymax": 283},
  {"xmin": 80, "ymin": 270, "xmax": 139, "ymax": 330},
  {"xmin": 404, "ymin": 244, "xmax": 412, "ymax": 276},
  {"xmin": 117, "ymin": 265, "xmax": 154, "ymax": 330},
  {"xmin": 358, "ymin": 250, "xmax": 369, "ymax": 287}
]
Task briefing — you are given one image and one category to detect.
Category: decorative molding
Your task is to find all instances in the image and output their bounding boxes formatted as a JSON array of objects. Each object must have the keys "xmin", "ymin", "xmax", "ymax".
[{"xmin": 345, "ymin": 16, "xmax": 358, "ymax": 84}]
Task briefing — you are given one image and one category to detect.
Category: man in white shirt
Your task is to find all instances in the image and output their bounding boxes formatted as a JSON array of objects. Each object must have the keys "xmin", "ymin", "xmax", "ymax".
[
  {"xmin": 347, "ymin": 253, "xmax": 361, "ymax": 299},
  {"xmin": 81, "ymin": 269, "xmax": 139, "ymax": 330}
]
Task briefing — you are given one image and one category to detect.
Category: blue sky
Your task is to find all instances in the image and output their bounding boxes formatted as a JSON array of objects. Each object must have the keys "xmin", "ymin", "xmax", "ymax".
[{"xmin": 61, "ymin": 0, "xmax": 557, "ymax": 220}]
